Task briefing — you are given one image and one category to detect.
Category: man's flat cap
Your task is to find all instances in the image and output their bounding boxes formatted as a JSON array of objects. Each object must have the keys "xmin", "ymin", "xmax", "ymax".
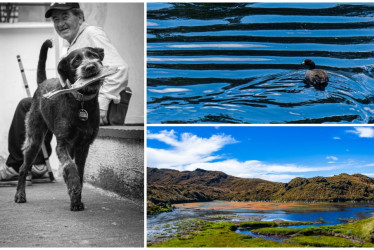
[{"xmin": 45, "ymin": 3, "xmax": 80, "ymax": 18}]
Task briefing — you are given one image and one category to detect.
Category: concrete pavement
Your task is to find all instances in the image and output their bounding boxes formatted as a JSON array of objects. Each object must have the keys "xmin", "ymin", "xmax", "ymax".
[{"xmin": 0, "ymin": 180, "xmax": 144, "ymax": 247}]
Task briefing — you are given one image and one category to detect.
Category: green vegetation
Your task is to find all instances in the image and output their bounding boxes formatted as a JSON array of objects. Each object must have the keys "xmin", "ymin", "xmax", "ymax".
[
  {"xmin": 173, "ymin": 218, "xmax": 207, "ymax": 236},
  {"xmin": 150, "ymin": 222, "xmax": 297, "ymax": 247},
  {"xmin": 338, "ymin": 217, "xmax": 357, "ymax": 223},
  {"xmin": 149, "ymin": 218, "xmax": 374, "ymax": 247},
  {"xmin": 253, "ymin": 218, "xmax": 374, "ymax": 247},
  {"xmin": 147, "ymin": 201, "xmax": 174, "ymax": 215},
  {"xmin": 286, "ymin": 236, "xmax": 359, "ymax": 247},
  {"xmin": 252, "ymin": 227, "xmax": 301, "ymax": 236},
  {"xmin": 329, "ymin": 217, "xmax": 374, "ymax": 242}
]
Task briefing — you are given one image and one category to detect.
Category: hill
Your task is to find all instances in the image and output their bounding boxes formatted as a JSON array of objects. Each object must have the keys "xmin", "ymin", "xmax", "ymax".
[
  {"xmin": 147, "ymin": 168, "xmax": 374, "ymax": 206},
  {"xmin": 282, "ymin": 173, "xmax": 374, "ymax": 202}
]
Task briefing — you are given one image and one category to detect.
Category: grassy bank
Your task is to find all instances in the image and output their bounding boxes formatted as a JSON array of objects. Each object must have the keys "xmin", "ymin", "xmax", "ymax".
[
  {"xmin": 149, "ymin": 222, "xmax": 298, "ymax": 247},
  {"xmin": 147, "ymin": 201, "xmax": 174, "ymax": 215},
  {"xmin": 149, "ymin": 218, "xmax": 374, "ymax": 247}
]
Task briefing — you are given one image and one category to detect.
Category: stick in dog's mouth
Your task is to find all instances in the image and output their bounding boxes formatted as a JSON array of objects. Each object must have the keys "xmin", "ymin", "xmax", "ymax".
[{"xmin": 43, "ymin": 66, "xmax": 119, "ymax": 99}]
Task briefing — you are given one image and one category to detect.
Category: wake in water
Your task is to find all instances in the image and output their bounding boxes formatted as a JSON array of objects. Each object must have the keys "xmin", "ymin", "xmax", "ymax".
[{"xmin": 148, "ymin": 69, "xmax": 374, "ymax": 123}]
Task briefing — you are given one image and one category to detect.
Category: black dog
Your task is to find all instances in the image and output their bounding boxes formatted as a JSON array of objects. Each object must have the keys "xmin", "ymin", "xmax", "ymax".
[{"xmin": 15, "ymin": 41, "xmax": 104, "ymax": 211}]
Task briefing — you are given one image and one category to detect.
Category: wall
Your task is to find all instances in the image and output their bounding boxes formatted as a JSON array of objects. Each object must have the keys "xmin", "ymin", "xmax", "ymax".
[
  {"xmin": 84, "ymin": 126, "xmax": 144, "ymax": 201},
  {"xmin": 81, "ymin": 3, "xmax": 144, "ymax": 125},
  {"xmin": 18, "ymin": 5, "xmax": 48, "ymax": 22}
]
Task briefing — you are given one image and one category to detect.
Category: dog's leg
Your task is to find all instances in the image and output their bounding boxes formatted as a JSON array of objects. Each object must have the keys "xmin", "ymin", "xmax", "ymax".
[
  {"xmin": 69, "ymin": 147, "xmax": 75, "ymax": 160},
  {"xmin": 15, "ymin": 131, "xmax": 45, "ymax": 203},
  {"xmin": 14, "ymin": 153, "xmax": 36, "ymax": 203},
  {"xmin": 56, "ymin": 139, "xmax": 84, "ymax": 211},
  {"xmin": 74, "ymin": 144, "xmax": 90, "ymax": 186}
]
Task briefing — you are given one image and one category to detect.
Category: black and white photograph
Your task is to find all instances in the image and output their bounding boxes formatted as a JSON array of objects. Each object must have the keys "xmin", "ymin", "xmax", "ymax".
[
  {"xmin": 1, "ymin": 1, "xmax": 374, "ymax": 249},
  {"xmin": 0, "ymin": 2, "xmax": 144, "ymax": 247}
]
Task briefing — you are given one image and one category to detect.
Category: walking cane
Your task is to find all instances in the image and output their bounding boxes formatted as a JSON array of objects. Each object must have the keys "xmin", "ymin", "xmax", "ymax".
[{"xmin": 16, "ymin": 55, "xmax": 55, "ymax": 182}]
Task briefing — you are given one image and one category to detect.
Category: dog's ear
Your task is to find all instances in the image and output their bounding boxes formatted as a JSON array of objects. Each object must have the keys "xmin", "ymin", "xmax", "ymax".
[
  {"xmin": 93, "ymin": 48, "xmax": 104, "ymax": 61},
  {"xmin": 57, "ymin": 57, "xmax": 69, "ymax": 85}
]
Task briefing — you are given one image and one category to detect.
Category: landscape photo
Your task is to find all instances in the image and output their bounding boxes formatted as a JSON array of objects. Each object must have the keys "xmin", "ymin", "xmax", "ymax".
[{"xmin": 147, "ymin": 126, "xmax": 374, "ymax": 247}]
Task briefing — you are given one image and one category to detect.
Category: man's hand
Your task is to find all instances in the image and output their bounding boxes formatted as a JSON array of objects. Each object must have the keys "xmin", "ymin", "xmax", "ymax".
[{"xmin": 100, "ymin": 109, "xmax": 109, "ymax": 126}]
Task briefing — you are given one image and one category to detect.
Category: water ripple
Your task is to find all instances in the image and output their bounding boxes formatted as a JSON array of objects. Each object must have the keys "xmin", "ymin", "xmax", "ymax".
[{"xmin": 147, "ymin": 3, "xmax": 374, "ymax": 124}]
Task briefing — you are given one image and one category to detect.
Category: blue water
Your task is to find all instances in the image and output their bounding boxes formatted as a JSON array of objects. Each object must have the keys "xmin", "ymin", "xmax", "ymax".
[
  {"xmin": 147, "ymin": 3, "xmax": 374, "ymax": 124},
  {"xmin": 236, "ymin": 202, "xmax": 374, "ymax": 241},
  {"xmin": 239, "ymin": 205, "xmax": 374, "ymax": 227},
  {"xmin": 236, "ymin": 205, "xmax": 374, "ymax": 242},
  {"xmin": 236, "ymin": 228, "xmax": 285, "ymax": 242}
]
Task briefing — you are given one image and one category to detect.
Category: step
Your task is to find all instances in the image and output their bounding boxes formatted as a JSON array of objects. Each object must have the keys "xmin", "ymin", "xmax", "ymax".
[{"xmin": 84, "ymin": 125, "xmax": 144, "ymax": 203}]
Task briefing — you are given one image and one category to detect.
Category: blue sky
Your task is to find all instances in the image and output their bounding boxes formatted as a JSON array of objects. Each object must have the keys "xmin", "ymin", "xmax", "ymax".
[{"xmin": 147, "ymin": 126, "xmax": 374, "ymax": 182}]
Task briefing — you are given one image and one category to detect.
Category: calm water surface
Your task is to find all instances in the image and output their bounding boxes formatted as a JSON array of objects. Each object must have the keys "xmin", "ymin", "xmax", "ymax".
[{"xmin": 147, "ymin": 3, "xmax": 374, "ymax": 124}]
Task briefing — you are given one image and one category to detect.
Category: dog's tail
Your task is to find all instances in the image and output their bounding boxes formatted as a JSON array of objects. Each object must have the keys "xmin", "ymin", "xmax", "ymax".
[{"xmin": 37, "ymin": 39, "xmax": 53, "ymax": 84}]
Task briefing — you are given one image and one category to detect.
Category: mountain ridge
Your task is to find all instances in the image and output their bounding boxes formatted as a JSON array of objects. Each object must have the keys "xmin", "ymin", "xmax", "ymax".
[{"xmin": 147, "ymin": 167, "xmax": 374, "ymax": 205}]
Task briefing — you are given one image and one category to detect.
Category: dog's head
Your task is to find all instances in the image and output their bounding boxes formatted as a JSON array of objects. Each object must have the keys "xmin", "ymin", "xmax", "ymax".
[{"xmin": 58, "ymin": 47, "xmax": 104, "ymax": 93}]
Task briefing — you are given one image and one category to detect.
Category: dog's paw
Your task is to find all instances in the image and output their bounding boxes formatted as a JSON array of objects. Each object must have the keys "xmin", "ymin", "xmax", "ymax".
[
  {"xmin": 70, "ymin": 202, "xmax": 85, "ymax": 211},
  {"xmin": 14, "ymin": 192, "xmax": 27, "ymax": 203}
]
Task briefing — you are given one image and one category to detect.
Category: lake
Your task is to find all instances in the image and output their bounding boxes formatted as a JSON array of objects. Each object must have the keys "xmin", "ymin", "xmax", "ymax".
[
  {"xmin": 147, "ymin": 3, "xmax": 374, "ymax": 124},
  {"xmin": 147, "ymin": 200, "xmax": 374, "ymax": 244}
]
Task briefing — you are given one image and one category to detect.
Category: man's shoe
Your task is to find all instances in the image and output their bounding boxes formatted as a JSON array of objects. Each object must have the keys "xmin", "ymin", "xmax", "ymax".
[
  {"xmin": 31, "ymin": 164, "xmax": 54, "ymax": 183},
  {"xmin": 31, "ymin": 164, "xmax": 48, "ymax": 177},
  {"xmin": 0, "ymin": 164, "xmax": 32, "ymax": 186},
  {"xmin": 0, "ymin": 164, "xmax": 18, "ymax": 180}
]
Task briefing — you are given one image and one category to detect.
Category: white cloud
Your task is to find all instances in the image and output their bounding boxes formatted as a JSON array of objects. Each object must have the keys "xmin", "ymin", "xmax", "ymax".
[
  {"xmin": 147, "ymin": 130, "xmax": 237, "ymax": 169},
  {"xmin": 347, "ymin": 127, "xmax": 374, "ymax": 138},
  {"xmin": 326, "ymin": 156, "xmax": 338, "ymax": 161},
  {"xmin": 184, "ymin": 159, "xmax": 332, "ymax": 180},
  {"xmin": 363, "ymin": 173, "xmax": 374, "ymax": 177},
  {"xmin": 147, "ymin": 129, "xmax": 179, "ymax": 146},
  {"xmin": 147, "ymin": 130, "xmax": 334, "ymax": 182},
  {"xmin": 333, "ymin": 137, "xmax": 341, "ymax": 140},
  {"xmin": 262, "ymin": 174, "xmax": 300, "ymax": 182}
]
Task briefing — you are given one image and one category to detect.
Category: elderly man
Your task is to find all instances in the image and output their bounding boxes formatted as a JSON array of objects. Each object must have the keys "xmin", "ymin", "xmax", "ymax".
[{"xmin": 0, "ymin": 3, "xmax": 128, "ymax": 185}]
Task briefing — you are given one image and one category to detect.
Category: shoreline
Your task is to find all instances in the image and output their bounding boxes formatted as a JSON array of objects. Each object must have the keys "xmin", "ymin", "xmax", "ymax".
[{"xmin": 149, "ymin": 199, "xmax": 374, "ymax": 215}]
